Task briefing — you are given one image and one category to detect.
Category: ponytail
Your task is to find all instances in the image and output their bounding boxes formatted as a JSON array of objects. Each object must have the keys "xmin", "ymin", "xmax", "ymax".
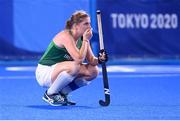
[{"xmin": 65, "ymin": 20, "xmax": 72, "ymax": 30}]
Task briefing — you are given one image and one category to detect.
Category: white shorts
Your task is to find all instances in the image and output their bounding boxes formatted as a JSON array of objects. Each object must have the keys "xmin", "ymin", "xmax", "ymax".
[{"xmin": 35, "ymin": 64, "xmax": 56, "ymax": 88}]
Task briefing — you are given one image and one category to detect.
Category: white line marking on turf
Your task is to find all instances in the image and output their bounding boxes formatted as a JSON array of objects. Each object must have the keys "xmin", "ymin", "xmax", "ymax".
[
  {"xmin": 5, "ymin": 65, "xmax": 180, "ymax": 73},
  {"xmin": 101, "ymin": 66, "xmax": 136, "ymax": 72},
  {"xmin": 98, "ymin": 74, "xmax": 180, "ymax": 78},
  {"xmin": 6, "ymin": 66, "xmax": 36, "ymax": 71}
]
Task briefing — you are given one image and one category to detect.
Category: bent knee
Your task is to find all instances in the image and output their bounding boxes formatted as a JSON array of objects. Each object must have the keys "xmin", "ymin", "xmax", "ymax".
[
  {"xmin": 69, "ymin": 62, "xmax": 81, "ymax": 75},
  {"xmin": 91, "ymin": 66, "xmax": 99, "ymax": 77},
  {"xmin": 86, "ymin": 65, "xmax": 99, "ymax": 80}
]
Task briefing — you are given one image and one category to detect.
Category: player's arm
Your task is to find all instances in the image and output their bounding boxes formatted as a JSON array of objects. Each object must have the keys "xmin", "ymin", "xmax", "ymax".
[
  {"xmin": 63, "ymin": 36, "xmax": 88, "ymax": 64},
  {"xmin": 86, "ymin": 44, "xmax": 108, "ymax": 65},
  {"xmin": 86, "ymin": 44, "xmax": 98, "ymax": 66},
  {"xmin": 63, "ymin": 29, "xmax": 92, "ymax": 64}
]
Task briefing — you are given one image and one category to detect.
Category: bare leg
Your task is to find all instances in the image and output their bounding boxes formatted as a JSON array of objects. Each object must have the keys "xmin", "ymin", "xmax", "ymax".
[
  {"xmin": 61, "ymin": 63, "xmax": 99, "ymax": 95},
  {"xmin": 51, "ymin": 61, "xmax": 81, "ymax": 82},
  {"xmin": 47, "ymin": 61, "xmax": 80, "ymax": 95}
]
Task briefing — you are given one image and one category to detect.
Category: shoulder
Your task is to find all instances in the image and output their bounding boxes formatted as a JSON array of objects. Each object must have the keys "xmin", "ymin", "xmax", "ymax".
[{"xmin": 53, "ymin": 31, "xmax": 72, "ymax": 47}]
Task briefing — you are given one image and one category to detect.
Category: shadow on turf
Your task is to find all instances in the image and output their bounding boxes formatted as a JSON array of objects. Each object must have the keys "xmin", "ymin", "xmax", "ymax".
[{"xmin": 27, "ymin": 105, "xmax": 97, "ymax": 110}]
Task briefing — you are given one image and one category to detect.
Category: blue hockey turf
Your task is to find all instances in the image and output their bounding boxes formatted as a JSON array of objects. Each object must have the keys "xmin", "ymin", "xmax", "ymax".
[{"xmin": 0, "ymin": 61, "xmax": 180, "ymax": 120}]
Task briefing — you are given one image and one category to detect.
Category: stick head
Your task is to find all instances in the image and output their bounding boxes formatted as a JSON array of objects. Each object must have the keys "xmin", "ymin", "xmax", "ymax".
[
  {"xmin": 96, "ymin": 10, "xmax": 101, "ymax": 15},
  {"xmin": 99, "ymin": 100, "xmax": 110, "ymax": 106}
]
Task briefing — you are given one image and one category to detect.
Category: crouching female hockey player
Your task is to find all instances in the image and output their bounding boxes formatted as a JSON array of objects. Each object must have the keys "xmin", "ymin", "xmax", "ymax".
[{"xmin": 35, "ymin": 10, "xmax": 108, "ymax": 106}]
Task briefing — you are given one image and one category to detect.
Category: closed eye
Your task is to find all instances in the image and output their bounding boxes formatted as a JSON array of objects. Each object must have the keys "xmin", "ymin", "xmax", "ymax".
[{"xmin": 84, "ymin": 22, "xmax": 91, "ymax": 26}]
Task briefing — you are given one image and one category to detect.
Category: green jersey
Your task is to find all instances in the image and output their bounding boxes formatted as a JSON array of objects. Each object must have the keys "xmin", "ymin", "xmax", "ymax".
[{"xmin": 39, "ymin": 37, "xmax": 83, "ymax": 66}]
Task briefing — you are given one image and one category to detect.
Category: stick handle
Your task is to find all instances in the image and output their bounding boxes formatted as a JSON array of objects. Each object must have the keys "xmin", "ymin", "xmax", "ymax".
[{"xmin": 96, "ymin": 10, "xmax": 104, "ymax": 50}]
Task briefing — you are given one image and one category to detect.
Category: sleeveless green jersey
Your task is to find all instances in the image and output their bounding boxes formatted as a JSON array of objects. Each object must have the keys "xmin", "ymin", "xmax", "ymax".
[{"xmin": 39, "ymin": 37, "xmax": 83, "ymax": 66}]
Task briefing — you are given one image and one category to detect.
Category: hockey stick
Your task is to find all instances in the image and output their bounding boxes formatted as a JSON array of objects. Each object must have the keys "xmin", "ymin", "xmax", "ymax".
[{"xmin": 96, "ymin": 10, "xmax": 110, "ymax": 106}]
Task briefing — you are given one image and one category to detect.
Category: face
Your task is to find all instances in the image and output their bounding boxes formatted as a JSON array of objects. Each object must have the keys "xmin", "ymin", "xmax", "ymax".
[{"xmin": 76, "ymin": 17, "xmax": 91, "ymax": 36}]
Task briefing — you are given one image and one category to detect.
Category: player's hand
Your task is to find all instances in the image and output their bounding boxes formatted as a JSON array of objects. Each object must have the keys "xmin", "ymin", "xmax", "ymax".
[
  {"xmin": 83, "ymin": 28, "xmax": 93, "ymax": 41},
  {"xmin": 98, "ymin": 49, "xmax": 108, "ymax": 64}
]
